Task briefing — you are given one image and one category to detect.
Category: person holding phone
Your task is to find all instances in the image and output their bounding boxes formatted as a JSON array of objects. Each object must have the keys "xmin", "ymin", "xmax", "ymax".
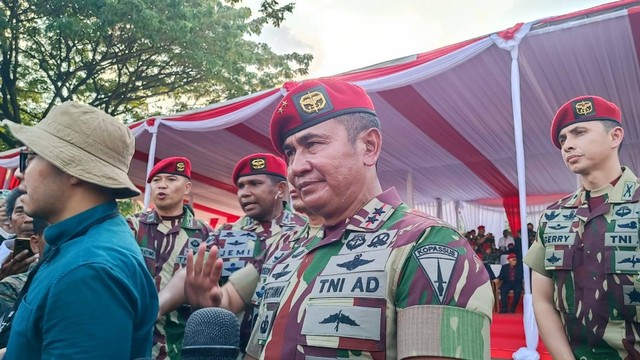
[
  {"xmin": 0, "ymin": 216, "xmax": 48, "ymax": 308},
  {"xmin": 0, "ymin": 189, "xmax": 38, "ymax": 281}
]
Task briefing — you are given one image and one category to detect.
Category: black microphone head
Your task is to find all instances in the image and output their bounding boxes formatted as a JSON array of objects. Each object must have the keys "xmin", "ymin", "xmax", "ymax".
[{"xmin": 182, "ymin": 308, "xmax": 240, "ymax": 360}]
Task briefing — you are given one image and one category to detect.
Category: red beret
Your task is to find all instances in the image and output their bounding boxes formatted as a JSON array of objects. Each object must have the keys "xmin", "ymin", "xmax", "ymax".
[
  {"xmin": 270, "ymin": 79, "xmax": 376, "ymax": 154},
  {"xmin": 550, "ymin": 95, "xmax": 621, "ymax": 149},
  {"xmin": 507, "ymin": 253, "xmax": 517, "ymax": 260},
  {"xmin": 232, "ymin": 153, "xmax": 287, "ymax": 185},
  {"xmin": 478, "ymin": 225, "xmax": 485, "ymax": 230},
  {"xmin": 147, "ymin": 157, "xmax": 191, "ymax": 183}
]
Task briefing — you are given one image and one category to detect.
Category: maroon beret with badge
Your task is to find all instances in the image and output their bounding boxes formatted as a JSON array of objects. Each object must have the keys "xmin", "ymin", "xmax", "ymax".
[
  {"xmin": 269, "ymin": 79, "xmax": 377, "ymax": 154},
  {"xmin": 147, "ymin": 156, "xmax": 191, "ymax": 182},
  {"xmin": 550, "ymin": 95, "xmax": 622, "ymax": 149},
  {"xmin": 232, "ymin": 153, "xmax": 287, "ymax": 185}
]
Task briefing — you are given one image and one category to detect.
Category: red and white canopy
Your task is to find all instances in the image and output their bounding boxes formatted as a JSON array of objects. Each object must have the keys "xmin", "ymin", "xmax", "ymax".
[{"xmin": 1, "ymin": 0, "xmax": 639, "ymax": 229}]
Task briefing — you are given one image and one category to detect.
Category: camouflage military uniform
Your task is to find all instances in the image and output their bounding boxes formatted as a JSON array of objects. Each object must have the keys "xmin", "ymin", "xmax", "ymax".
[
  {"xmin": 525, "ymin": 167, "xmax": 640, "ymax": 359},
  {"xmin": 246, "ymin": 189, "xmax": 493, "ymax": 359},
  {"xmin": 128, "ymin": 205, "xmax": 211, "ymax": 360},
  {"xmin": 0, "ymin": 263, "xmax": 35, "ymax": 308},
  {"xmin": 211, "ymin": 208, "xmax": 306, "ymax": 352}
]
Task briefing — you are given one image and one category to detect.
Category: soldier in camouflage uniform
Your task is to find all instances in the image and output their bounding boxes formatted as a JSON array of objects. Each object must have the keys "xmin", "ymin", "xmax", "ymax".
[
  {"xmin": 128, "ymin": 157, "xmax": 211, "ymax": 360},
  {"xmin": 208, "ymin": 153, "xmax": 306, "ymax": 351},
  {"xmin": 524, "ymin": 95, "xmax": 640, "ymax": 359},
  {"xmin": 239, "ymin": 79, "xmax": 493, "ymax": 359}
]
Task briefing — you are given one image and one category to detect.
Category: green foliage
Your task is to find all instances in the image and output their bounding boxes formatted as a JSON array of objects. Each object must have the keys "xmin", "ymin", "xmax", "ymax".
[
  {"xmin": 116, "ymin": 198, "xmax": 144, "ymax": 217},
  {"xmin": 0, "ymin": 0, "xmax": 312, "ymax": 149}
]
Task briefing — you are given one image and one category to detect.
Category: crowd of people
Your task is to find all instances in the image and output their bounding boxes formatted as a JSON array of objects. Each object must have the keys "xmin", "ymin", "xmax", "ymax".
[{"xmin": 0, "ymin": 82, "xmax": 634, "ymax": 360}]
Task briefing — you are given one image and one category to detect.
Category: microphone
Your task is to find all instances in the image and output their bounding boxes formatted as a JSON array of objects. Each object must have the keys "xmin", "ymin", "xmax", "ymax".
[{"xmin": 181, "ymin": 308, "xmax": 240, "ymax": 360}]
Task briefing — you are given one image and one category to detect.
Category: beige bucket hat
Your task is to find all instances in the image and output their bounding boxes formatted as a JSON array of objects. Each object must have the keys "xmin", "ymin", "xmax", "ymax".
[{"xmin": 3, "ymin": 101, "xmax": 140, "ymax": 199}]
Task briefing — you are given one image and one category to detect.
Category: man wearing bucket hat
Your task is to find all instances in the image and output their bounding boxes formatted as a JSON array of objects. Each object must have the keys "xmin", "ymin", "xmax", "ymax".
[
  {"xmin": 0, "ymin": 101, "xmax": 158, "ymax": 359},
  {"xmin": 524, "ymin": 95, "xmax": 640, "ymax": 359},
  {"xmin": 128, "ymin": 156, "xmax": 212, "ymax": 359},
  {"xmin": 243, "ymin": 79, "xmax": 492, "ymax": 359}
]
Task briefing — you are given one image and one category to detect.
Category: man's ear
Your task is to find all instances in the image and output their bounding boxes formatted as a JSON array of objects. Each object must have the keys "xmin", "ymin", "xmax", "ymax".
[
  {"xmin": 30, "ymin": 234, "xmax": 39, "ymax": 254},
  {"xmin": 184, "ymin": 180, "xmax": 192, "ymax": 196},
  {"xmin": 610, "ymin": 126, "xmax": 624, "ymax": 150},
  {"xmin": 361, "ymin": 128, "xmax": 382, "ymax": 167}
]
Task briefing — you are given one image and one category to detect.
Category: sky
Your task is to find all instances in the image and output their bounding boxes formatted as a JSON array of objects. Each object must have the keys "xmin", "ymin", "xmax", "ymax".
[{"xmin": 251, "ymin": 0, "xmax": 614, "ymax": 79}]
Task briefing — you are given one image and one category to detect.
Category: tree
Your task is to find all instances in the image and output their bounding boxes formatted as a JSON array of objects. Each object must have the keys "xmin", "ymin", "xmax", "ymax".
[{"xmin": 0, "ymin": 0, "xmax": 312, "ymax": 149}]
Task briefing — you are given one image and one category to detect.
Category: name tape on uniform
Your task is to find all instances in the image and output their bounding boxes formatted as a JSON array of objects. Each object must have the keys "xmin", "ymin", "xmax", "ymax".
[
  {"xmin": 262, "ymin": 281, "xmax": 289, "ymax": 303},
  {"xmin": 605, "ymin": 232, "xmax": 639, "ymax": 247},
  {"xmin": 301, "ymin": 304, "xmax": 381, "ymax": 340},
  {"xmin": 310, "ymin": 272, "xmax": 387, "ymax": 299},
  {"xmin": 543, "ymin": 233, "xmax": 576, "ymax": 246}
]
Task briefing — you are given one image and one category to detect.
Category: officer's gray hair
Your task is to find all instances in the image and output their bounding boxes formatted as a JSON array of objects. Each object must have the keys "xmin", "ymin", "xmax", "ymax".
[{"xmin": 335, "ymin": 113, "xmax": 381, "ymax": 146}]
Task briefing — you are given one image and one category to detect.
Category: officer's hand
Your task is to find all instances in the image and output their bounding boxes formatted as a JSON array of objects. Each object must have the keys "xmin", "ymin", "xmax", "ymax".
[
  {"xmin": 0, "ymin": 251, "xmax": 38, "ymax": 281},
  {"xmin": 185, "ymin": 243, "xmax": 223, "ymax": 310}
]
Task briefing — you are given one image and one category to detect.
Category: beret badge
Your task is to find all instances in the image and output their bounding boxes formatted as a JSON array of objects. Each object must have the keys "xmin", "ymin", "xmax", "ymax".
[
  {"xmin": 573, "ymin": 99, "xmax": 595, "ymax": 117},
  {"xmin": 251, "ymin": 158, "xmax": 266, "ymax": 170}
]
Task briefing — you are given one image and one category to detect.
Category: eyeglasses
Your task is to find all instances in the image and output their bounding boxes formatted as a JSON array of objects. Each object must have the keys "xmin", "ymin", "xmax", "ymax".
[{"xmin": 19, "ymin": 149, "xmax": 35, "ymax": 173}]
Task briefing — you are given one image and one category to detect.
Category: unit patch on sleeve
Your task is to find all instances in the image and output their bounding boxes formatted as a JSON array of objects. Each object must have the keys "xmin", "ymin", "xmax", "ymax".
[{"xmin": 413, "ymin": 244, "xmax": 459, "ymax": 304}]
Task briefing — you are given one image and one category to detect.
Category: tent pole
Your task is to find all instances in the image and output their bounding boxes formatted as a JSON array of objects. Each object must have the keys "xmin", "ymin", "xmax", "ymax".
[
  {"xmin": 436, "ymin": 197, "xmax": 443, "ymax": 219},
  {"xmin": 492, "ymin": 22, "xmax": 538, "ymax": 359},
  {"xmin": 143, "ymin": 122, "xmax": 159, "ymax": 209},
  {"xmin": 406, "ymin": 169, "xmax": 414, "ymax": 208}
]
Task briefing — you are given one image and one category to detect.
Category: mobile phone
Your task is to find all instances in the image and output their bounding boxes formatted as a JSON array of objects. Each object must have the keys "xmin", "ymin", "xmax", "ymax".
[{"xmin": 13, "ymin": 238, "xmax": 34, "ymax": 258}]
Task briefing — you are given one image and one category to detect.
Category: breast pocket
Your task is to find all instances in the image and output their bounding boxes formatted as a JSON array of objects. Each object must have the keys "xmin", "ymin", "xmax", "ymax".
[
  {"xmin": 8, "ymin": 295, "xmax": 36, "ymax": 349},
  {"xmin": 545, "ymin": 247, "xmax": 576, "ymax": 315},
  {"xmin": 604, "ymin": 249, "xmax": 640, "ymax": 322}
]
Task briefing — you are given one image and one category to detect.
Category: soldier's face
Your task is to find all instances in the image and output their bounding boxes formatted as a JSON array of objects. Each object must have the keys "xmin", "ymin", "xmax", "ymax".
[
  {"xmin": 284, "ymin": 119, "xmax": 367, "ymax": 224},
  {"xmin": 150, "ymin": 174, "xmax": 191, "ymax": 212},
  {"xmin": 559, "ymin": 121, "xmax": 621, "ymax": 175},
  {"xmin": 236, "ymin": 174, "xmax": 280, "ymax": 222}
]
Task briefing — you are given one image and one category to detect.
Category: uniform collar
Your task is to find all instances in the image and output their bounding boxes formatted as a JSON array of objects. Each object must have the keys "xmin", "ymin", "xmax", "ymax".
[
  {"xmin": 562, "ymin": 167, "xmax": 639, "ymax": 208},
  {"xmin": 140, "ymin": 205, "xmax": 202, "ymax": 230}
]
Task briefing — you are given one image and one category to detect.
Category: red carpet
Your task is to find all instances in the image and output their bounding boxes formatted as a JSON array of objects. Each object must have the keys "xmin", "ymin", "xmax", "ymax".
[{"xmin": 490, "ymin": 296, "xmax": 551, "ymax": 360}]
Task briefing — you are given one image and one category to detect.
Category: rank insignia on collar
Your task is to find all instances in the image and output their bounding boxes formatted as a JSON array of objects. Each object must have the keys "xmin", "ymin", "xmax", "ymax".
[{"xmin": 621, "ymin": 181, "xmax": 635, "ymax": 201}]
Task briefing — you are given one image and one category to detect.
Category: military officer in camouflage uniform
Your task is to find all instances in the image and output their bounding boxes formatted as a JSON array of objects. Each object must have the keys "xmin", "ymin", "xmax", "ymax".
[
  {"xmin": 241, "ymin": 79, "xmax": 493, "ymax": 359},
  {"xmin": 210, "ymin": 153, "xmax": 306, "ymax": 351},
  {"xmin": 128, "ymin": 157, "xmax": 211, "ymax": 359},
  {"xmin": 524, "ymin": 95, "xmax": 640, "ymax": 359}
]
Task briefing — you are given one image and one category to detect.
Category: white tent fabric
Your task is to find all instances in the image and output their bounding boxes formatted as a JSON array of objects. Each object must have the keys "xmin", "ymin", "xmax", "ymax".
[{"xmin": 2, "ymin": 2, "xmax": 640, "ymax": 356}]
